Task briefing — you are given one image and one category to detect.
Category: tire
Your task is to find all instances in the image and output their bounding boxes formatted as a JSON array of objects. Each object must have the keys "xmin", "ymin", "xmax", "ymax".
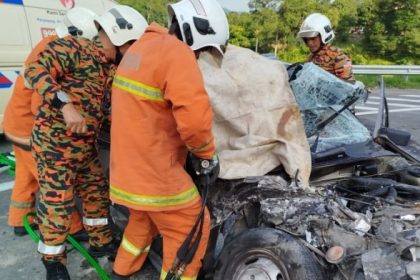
[{"xmin": 213, "ymin": 228, "xmax": 326, "ymax": 280}]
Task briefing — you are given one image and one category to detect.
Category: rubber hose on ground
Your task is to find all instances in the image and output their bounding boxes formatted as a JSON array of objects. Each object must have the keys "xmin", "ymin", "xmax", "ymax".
[{"xmin": 23, "ymin": 213, "xmax": 110, "ymax": 280}]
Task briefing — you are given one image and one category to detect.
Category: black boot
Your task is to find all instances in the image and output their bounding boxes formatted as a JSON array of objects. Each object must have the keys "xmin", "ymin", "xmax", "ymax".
[
  {"xmin": 110, "ymin": 271, "xmax": 131, "ymax": 279},
  {"xmin": 42, "ymin": 260, "xmax": 71, "ymax": 280},
  {"xmin": 69, "ymin": 229, "xmax": 89, "ymax": 242},
  {"xmin": 88, "ymin": 239, "xmax": 119, "ymax": 259},
  {"xmin": 14, "ymin": 224, "xmax": 38, "ymax": 236}
]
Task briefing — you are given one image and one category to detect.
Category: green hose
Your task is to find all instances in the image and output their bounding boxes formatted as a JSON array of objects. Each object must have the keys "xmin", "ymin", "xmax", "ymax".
[
  {"xmin": 23, "ymin": 213, "xmax": 110, "ymax": 280},
  {"xmin": 0, "ymin": 152, "xmax": 16, "ymax": 175}
]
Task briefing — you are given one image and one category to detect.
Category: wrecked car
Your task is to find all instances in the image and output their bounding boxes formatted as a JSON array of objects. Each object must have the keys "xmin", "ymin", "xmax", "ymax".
[{"xmin": 100, "ymin": 48, "xmax": 420, "ymax": 280}]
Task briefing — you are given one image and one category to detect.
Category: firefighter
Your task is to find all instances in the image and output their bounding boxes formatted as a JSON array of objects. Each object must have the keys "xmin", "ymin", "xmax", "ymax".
[
  {"xmin": 102, "ymin": 0, "xmax": 227, "ymax": 279},
  {"xmin": 24, "ymin": 5, "xmax": 147, "ymax": 280},
  {"xmin": 3, "ymin": 7, "xmax": 97, "ymax": 239},
  {"xmin": 297, "ymin": 13, "xmax": 355, "ymax": 83}
]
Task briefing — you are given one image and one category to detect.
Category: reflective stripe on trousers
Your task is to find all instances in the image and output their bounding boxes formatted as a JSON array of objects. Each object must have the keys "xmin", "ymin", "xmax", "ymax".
[
  {"xmin": 160, "ymin": 269, "xmax": 197, "ymax": 280},
  {"xmin": 10, "ymin": 200, "xmax": 34, "ymax": 209},
  {"xmin": 83, "ymin": 217, "xmax": 108, "ymax": 226},
  {"xmin": 121, "ymin": 235, "xmax": 151, "ymax": 257},
  {"xmin": 38, "ymin": 241, "xmax": 65, "ymax": 255}
]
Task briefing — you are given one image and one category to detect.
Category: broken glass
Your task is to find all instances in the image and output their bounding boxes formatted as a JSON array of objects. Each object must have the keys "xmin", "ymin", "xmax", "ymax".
[{"xmin": 289, "ymin": 63, "xmax": 370, "ymax": 153}]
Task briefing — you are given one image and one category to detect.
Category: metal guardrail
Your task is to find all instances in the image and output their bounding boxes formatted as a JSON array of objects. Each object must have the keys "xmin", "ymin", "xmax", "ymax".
[{"xmin": 353, "ymin": 65, "xmax": 420, "ymax": 75}]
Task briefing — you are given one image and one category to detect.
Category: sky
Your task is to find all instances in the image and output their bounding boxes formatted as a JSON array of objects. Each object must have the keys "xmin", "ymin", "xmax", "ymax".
[{"xmin": 218, "ymin": 0, "xmax": 250, "ymax": 12}]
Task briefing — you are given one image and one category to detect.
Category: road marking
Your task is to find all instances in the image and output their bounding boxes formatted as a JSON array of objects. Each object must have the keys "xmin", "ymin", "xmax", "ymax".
[
  {"xmin": 401, "ymin": 95, "xmax": 420, "ymax": 98},
  {"xmin": 355, "ymin": 106, "xmax": 378, "ymax": 110},
  {"xmin": 356, "ymin": 108, "xmax": 420, "ymax": 116},
  {"xmin": 369, "ymin": 96, "xmax": 420, "ymax": 103},
  {"xmin": 365, "ymin": 101, "xmax": 420, "ymax": 108},
  {"xmin": 357, "ymin": 93, "xmax": 420, "ymax": 116},
  {"xmin": 0, "ymin": 180, "xmax": 14, "ymax": 192}
]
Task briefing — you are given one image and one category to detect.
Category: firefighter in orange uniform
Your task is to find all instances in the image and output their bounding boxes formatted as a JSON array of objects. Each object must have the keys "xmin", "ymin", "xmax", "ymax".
[
  {"xmin": 3, "ymin": 7, "xmax": 98, "ymax": 238},
  {"xmin": 101, "ymin": 0, "xmax": 229, "ymax": 279}
]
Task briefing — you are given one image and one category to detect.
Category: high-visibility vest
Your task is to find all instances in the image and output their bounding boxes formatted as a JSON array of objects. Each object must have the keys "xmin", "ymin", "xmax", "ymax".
[{"xmin": 110, "ymin": 24, "xmax": 215, "ymax": 212}]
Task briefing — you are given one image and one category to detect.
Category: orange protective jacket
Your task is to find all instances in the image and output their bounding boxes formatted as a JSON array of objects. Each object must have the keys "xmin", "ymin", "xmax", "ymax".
[
  {"xmin": 110, "ymin": 24, "xmax": 215, "ymax": 212},
  {"xmin": 3, "ymin": 36, "xmax": 57, "ymax": 144}
]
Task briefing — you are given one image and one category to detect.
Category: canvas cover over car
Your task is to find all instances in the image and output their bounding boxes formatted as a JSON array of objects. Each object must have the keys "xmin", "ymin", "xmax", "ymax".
[{"xmin": 198, "ymin": 45, "xmax": 311, "ymax": 186}]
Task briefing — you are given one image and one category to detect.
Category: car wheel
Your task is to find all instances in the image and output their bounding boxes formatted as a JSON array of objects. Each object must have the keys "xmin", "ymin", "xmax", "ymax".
[{"xmin": 213, "ymin": 228, "xmax": 325, "ymax": 280}]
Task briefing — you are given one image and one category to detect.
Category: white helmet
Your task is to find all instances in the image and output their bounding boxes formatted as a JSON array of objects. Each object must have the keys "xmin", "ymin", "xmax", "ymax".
[
  {"xmin": 297, "ymin": 13, "xmax": 335, "ymax": 44},
  {"xmin": 168, "ymin": 0, "xmax": 230, "ymax": 57},
  {"xmin": 95, "ymin": 5, "xmax": 148, "ymax": 47},
  {"xmin": 55, "ymin": 7, "xmax": 98, "ymax": 40}
]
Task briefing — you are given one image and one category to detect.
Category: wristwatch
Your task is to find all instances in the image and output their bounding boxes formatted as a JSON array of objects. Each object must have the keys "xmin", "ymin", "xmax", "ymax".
[{"xmin": 55, "ymin": 90, "xmax": 71, "ymax": 109}]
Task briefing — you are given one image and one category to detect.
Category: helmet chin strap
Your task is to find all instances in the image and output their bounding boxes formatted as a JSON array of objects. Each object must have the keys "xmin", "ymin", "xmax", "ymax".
[
  {"xmin": 115, "ymin": 46, "xmax": 123, "ymax": 64},
  {"xmin": 169, "ymin": 18, "xmax": 183, "ymax": 41}
]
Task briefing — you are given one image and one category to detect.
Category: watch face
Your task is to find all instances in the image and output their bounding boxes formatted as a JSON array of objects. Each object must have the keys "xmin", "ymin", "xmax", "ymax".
[{"xmin": 57, "ymin": 91, "xmax": 70, "ymax": 103}]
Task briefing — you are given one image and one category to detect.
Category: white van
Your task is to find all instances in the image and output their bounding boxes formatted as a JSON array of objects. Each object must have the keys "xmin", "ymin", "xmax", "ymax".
[{"xmin": 0, "ymin": 0, "xmax": 116, "ymax": 133}]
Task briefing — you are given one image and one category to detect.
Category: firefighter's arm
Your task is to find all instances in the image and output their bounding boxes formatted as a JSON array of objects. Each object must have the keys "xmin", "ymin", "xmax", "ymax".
[
  {"xmin": 24, "ymin": 39, "xmax": 72, "ymax": 106},
  {"xmin": 162, "ymin": 44, "xmax": 215, "ymax": 160},
  {"xmin": 25, "ymin": 39, "xmax": 86, "ymax": 133},
  {"xmin": 334, "ymin": 53, "xmax": 355, "ymax": 82}
]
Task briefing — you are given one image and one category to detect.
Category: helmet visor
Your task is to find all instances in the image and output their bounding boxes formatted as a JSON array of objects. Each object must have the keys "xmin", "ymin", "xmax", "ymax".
[{"xmin": 297, "ymin": 30, "xmax": 319, "ymax": 39}]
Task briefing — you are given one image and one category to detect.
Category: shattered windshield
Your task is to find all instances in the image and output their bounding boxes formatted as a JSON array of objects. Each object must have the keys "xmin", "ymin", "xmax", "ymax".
[{"xmin": 289, "ymin": 63, "xmax": 371, "ymax": 153}]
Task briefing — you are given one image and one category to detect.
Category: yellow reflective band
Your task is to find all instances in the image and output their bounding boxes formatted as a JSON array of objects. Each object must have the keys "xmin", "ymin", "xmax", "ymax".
[
  {"xmin": 187, "ymin": 139, "xmax": 213, "ymax": 153},
  {"xmin": 110, "ymin": 184, "xmax": 199, "ymax": 208},
  {"xmin": 10, "ymin": 200, "xmax": 34, "ymax": 209},
  {"xmin": 113, "ymin": 75, "xmax": 164, "ymax": 102},
  {"xmin": 160, "ymin": 269, "xmax": 197, "ymax": 280},
  {"xmin": 121, "ymin": 235, "xmax": 150, "ymax": 257}
]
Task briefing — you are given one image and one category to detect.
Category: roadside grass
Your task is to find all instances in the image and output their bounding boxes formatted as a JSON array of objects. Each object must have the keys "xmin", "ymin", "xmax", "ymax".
[{"xmin": 356, "ymin": 75, "xmax": 420, "ymax": 89}]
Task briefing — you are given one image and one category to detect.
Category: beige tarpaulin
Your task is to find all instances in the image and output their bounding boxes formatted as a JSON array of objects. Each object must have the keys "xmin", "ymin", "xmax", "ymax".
[{"xmin": 198, "ymin": 45, "xmax": 312, "ymax": 186}]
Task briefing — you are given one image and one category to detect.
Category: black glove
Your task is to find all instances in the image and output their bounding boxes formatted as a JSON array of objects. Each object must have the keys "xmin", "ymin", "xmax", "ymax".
[{"xmin": 186, "ymin": 153, "xmax": 220, "ymax": 186}]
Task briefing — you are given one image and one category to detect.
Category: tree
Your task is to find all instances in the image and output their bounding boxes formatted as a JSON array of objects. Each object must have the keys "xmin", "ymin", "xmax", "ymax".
[
  {"xmin": 117, "ymin": 0, "xmax": 167, "ymax": 24},
  {"xmin": 114, "ymin": 0, "xmax": 419, "ymax": 64},
  {"xmin": 227, "ymin": 13, "xmax": 253, "ymax": 48},
  {"xmin": 249, "ymin": 8, "xmax": 280, "ymax": 52},
  {"xmin": 362, "ymin": 0, "xmax": 420, "ymax": 62},
  {"xmin": 248, "ymin": 0, "xmax": 282, "ymax": 11},
  {"xmin": 330, "ymin": 0, "xmax": 358, "ymax": 42}
]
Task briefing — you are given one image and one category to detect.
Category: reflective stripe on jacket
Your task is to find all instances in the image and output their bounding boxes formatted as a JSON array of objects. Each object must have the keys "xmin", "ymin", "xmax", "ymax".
[{"xmin": 110, "ymin": 23, "xmax": 215, "ymax": 211}]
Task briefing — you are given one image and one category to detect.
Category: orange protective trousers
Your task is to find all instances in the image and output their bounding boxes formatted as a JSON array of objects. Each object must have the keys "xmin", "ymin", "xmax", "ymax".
[
  {"xmin": 8, "ymin": 145, "xmax": 83, "ymax": 233},
  {"xmin": 113, "ymin": 199, "xmax": 210, "ymax": 279}
]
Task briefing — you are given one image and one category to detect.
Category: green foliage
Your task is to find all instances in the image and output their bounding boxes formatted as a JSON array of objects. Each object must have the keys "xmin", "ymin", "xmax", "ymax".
[
  {"xmin": 227, "ymin": 13, "xmax": 253, "ymax": 48},
  {"xmin": 249, "ymin": 8, "xmax": 280, "ymax": 52},
  {"xmin": 117, "ymin": 0, "xmax": 168, "ymax": 25},
  {"xmin": 248, "ymin": 0, "xmax": 281, "ymax": 11},
  {"xmin": 114, "ymin": 0, "xmax": 418, "ymax": 67},
  {"xmin": 357, "ymin": 75, "xmax": 420, "ymax": 89},
  {"xmin": 227, "ymin": 0, "xmax": 419, "ymax": 66},
  {"xmin": 361, "ymin": 0, "xmax": 420, "ymax": 61},
  {"xmin": 277, "ymin": 44, "xmax": 308, "ymax": 63}
]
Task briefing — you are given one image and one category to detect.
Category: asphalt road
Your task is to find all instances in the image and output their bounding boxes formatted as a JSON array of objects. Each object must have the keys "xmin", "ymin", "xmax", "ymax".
[{"xmin": 0, "ymin": 88, "xmax": 420, "ymax": 279}]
